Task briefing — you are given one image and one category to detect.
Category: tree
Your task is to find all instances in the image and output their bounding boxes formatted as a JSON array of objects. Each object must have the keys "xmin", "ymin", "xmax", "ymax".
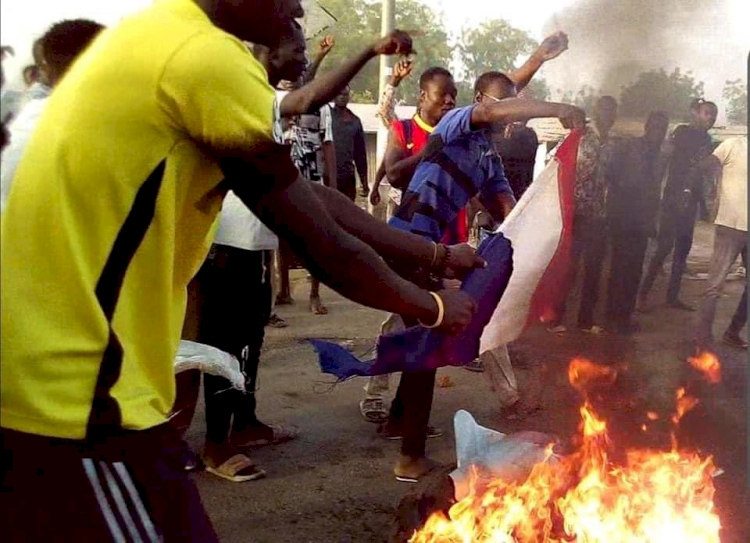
[
  {"xmin": 458, "ymin": 20, "xmax": 537, "ymax": 83},
  {"xmin": 722, "ymin": 79, "xmax": 747, "ymax": 125},
  {"xmin": 456, "ymin": 19, "xmax": 551, "ymax": 105},
  {"xmin": 316, "ymin": 0, "xmax": 452, "ymax": 104},
  {"xmin": 619, "ymin": 68, "xmax": 705, "ymax": 121}
]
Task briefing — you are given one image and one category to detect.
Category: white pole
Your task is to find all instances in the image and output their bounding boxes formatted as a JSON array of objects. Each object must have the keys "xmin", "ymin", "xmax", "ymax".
[{"xmin": 369, "ymin": 0, "xmax": 395, "ymax": 217}]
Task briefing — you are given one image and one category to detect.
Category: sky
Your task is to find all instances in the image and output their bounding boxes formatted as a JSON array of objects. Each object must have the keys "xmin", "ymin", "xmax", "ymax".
[{"xmin": 2, "ymin": 0, "xmax": 748, "ymax": 121}]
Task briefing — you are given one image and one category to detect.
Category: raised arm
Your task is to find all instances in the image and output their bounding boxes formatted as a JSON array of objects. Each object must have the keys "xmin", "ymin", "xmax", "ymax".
[
  {"xmin": 280, "ymin": 30, "xmax": 413, "ymax": 118},
  {"xmin": 376, "ymin": 59, "xmax": 413, "ymax": 127},
  {"xmin": 508, "ymin": 31, "xmax": 568, "ymax": 93},
  {"xmin": 303, "ymin": 35, "xmax": 334, "ymax": 83}
]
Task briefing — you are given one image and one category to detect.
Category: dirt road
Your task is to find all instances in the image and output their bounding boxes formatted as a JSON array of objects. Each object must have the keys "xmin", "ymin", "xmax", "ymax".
[{"xmin": 185, "ymin": 221, "xmax": 748, "ymax": 542}]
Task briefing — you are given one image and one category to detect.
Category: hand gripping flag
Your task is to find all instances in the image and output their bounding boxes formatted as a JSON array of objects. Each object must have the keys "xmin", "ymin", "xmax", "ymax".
[{"xmin": 310, "ymin": 129, "xmax": 583, "ymax": 379}]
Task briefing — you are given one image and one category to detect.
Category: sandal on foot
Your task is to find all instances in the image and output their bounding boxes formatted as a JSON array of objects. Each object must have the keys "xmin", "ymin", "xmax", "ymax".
[
  {"xmin": 359, "ymin": 398, "xmax": 388, "ymax": 423},
  {"xmin": 204, "ymin": 454, "xmax": 265, "ymax": 483},
  {"xmin": 233, "ymin": 424, "xmax": 299, "ymax": 448},
  {"xmin": 267, "ymin": 314, "xmax": 288, "ymax": 328},
  {"xmin": 309, "ymin": 298, "xmax": 328, "ymax": 315}
]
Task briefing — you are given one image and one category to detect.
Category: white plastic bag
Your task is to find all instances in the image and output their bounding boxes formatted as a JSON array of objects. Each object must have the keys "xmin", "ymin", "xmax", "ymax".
[
  {"xmin": 449, "ymin": 410, "xmax": 558, "ymax": 500},
  {"xmin": 174, "ymin": 340, "xmax": 245, "ymax": 391}
]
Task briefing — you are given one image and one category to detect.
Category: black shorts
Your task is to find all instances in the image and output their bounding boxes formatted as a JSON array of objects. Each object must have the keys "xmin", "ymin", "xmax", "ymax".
[{"xmin": 1, "ymin": 425, "xmax": 217, "ymax": 542}]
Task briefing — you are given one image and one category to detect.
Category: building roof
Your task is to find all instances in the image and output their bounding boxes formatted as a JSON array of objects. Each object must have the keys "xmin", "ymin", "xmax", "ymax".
[{"xmin": 347, "ymin": 103, "xmax": 417, "ymax": 133}]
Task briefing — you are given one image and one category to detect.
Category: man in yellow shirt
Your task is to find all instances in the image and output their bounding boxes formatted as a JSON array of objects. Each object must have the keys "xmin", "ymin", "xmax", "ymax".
[{"xmin": 1, "ymin": 1, "xmax": 482, "ymax": 539}]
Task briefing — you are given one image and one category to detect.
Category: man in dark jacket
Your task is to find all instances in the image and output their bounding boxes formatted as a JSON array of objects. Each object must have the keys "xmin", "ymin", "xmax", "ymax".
[{"xmin": 605, "ymin": 111, "xmax": 670, "ymax": 333}]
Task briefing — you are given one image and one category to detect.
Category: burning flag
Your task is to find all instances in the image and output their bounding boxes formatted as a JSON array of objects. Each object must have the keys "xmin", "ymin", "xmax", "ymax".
[{"xmin": 410, "ymin": 359, "xmax": 722, "ymax": 543}]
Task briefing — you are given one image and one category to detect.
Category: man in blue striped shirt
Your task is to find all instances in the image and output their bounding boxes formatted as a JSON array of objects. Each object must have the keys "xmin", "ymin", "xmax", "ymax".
[{"xmin": 383, "ymin": 72, "xmax": 585, "ymax": 482}]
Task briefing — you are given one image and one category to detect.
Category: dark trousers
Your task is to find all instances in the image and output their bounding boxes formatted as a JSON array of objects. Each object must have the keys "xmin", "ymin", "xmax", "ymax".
[
  {"xmin": 1, "ymin": 425, "xmax": 217, "ymax": 542},
  {"xmin": 729, "ymin": 283, "xmax": 748, "ymax": 334},
  {"xmin": 606, "ymin": 227, "xmax": 649, "ymax": 324},
  {"xmin": 337, "ymin": 173, "xmax": 357, "ymax": 201},
  {"xmin": 641, "ymin": 212, "xmax": 696, "ymax": 303},
  {"xmin": 181, "ymin": 247, "xmax": 273, "ymax": 446},
  {"xmin": 386, "ymin": 314, "xmax": 437, "ymax": 457},
  {"xmin": 553, "ymin": 216, "xmax": 608, "ymax": 328}
]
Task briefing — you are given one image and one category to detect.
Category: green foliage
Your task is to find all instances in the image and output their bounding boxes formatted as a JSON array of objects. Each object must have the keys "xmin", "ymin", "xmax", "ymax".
[
  {"xmin": 722, "ymin": 79, "xmax": 747, "ymax": 125},
  {"xmin": 458, "ymin": 20, "xmax": 537, "ymax": 83},
  {"xmin": 619, "ymin": 68, "xmax": 705, "ymax": 122}
]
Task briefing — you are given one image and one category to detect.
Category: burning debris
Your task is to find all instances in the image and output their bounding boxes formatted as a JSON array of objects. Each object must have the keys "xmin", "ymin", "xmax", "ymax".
[{"xmin": 409, "ymin": 358, "xmax": 722, "ymax": 543}]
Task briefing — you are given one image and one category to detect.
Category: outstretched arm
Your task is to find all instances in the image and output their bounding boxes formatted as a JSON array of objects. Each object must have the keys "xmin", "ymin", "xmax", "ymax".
[
  {"xmin": 471, "ymin": 98, "xmax": 585, "ymax": 131},
  {"xmin": 280, "ymin": 30, "xmax": 413, "ymax": 117},
  {"xmin": 226, "ymin": 145, "xmax": 479, "ymax": 332},
  {"xmin": 309, "ymin": 182, "xmax": 484, "ymax": 275}
]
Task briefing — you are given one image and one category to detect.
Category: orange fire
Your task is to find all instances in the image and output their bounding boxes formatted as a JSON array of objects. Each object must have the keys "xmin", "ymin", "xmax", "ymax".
[
  {"xmin": 411, "ymin": 359, "xmax": 721, "ymax": 543},
  {"xmin": 688, "ymin": 351, "xmax": 722, "ymax": 384}
]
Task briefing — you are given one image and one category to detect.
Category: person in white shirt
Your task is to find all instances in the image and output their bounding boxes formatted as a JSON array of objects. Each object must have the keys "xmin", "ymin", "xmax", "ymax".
[
  {"xmin": 1, "ymin": 23, "xmax": 103, "ymax": 213},
  {"xmin": 696, "ymin": 135, "xmax": 748, "ymax": 349}
]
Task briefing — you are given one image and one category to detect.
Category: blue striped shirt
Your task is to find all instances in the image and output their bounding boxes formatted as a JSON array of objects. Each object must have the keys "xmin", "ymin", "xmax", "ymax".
[{"xmin": 389, "ymin": 105, "xmax": 512, "ymax": 241}]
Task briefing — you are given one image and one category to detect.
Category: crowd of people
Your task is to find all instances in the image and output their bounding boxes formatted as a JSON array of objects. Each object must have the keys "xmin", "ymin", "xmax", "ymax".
[{"xmin": 0, "ymin": 0, "xmax": 745, "ymax": 541}]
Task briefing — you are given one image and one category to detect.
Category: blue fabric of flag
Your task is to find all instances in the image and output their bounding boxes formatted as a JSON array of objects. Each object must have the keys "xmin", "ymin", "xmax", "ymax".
[{"xmin": 310, "ymin": 232, "xmax": 514, "ymax": 379}]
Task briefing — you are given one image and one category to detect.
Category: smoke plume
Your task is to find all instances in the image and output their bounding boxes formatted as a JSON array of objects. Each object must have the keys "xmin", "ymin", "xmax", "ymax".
[{"xmin": 541, "ymin": 0, "xmax": 747, "ymax": 121}]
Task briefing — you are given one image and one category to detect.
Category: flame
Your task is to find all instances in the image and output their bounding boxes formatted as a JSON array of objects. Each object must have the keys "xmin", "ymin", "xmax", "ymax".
[
  {"xmin": 411, "ymin": 360, "xmax": 721, "ymax": 543},
  {"xmin": 688, "ymin": 352, "xmax": 721, "ymax": 384}
]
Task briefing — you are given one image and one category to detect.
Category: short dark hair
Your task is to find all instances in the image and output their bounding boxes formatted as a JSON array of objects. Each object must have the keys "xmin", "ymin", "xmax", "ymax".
[
  {"xmin": 597, "ymin": 95, "xmax": 618, "ymax": 108},
  {"xmin": 419, "ymin": 66, "xmax": 453, "ymax": 90},
  {"xmin": 473, "ymin": 71, "xmax": 514, "ymax": 95},
  {"xmin": 40, "ymin": 19, "xmax": 104, "ymax": 73}
]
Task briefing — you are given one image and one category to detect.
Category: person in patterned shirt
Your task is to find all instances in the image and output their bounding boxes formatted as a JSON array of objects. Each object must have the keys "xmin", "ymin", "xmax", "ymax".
[{"xmin": 547, "ymin": 95, "xmax": 620, "ymax": 335}]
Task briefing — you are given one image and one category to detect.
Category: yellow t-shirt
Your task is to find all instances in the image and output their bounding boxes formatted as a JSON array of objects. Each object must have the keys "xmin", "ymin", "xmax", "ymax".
[{"xmin": 0, "ymin": 0, "xmax": 276, "ymax": 439}]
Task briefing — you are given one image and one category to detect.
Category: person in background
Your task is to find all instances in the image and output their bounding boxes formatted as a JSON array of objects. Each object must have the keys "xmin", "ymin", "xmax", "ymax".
[
  {"xmin": 492, "ymin": 120, "xmax": 540, "ymax": 200},
  {"xmin": 275, "ymin": 72, "xmax": 337, "ymax": 314},
  {"xmin": 695, "ymin": 135, "xmax": 747, "ymax": 349},
  {"xmin": 331, "ymin": 85, "xmax": 369, "ymax": 200},
  {"xmin": 639, "ymin": 99, "xmax": 718, "ymax": 311},
  {"xmin": 547, "ymin": 95, "xmax": 619, "ymax": 335},
  {"xmin": 605, "ymin": 111, "xmax": 670, "ymax": 334},
  {"xmin": 1, "ymin": 19, "xmax": 104, "ymax": 212}
]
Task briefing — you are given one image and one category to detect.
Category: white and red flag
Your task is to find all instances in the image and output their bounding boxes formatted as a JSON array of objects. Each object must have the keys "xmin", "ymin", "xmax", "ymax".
[{"xmin": 479, "ymin": 128, "xmax": 583, "ymax": 354}]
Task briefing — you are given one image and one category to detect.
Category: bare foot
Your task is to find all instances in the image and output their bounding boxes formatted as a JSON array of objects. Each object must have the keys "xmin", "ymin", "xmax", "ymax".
[
  {"xmin": 309, "ymin": 296, "xmax": 328, "ymax": 315},
  {"xmin": 394, "ymin": 455, "xmax": 442, "ymax": 483}
]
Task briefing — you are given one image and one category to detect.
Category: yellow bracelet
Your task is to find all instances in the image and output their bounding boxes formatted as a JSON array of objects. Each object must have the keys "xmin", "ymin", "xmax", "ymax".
[
  {"xmin": 418, "ymin": 292, "xmax": 445, "ymax": 329},
  {"xmin": 430, "ymin": 241, "xmax": 439, "ymax": 267}
]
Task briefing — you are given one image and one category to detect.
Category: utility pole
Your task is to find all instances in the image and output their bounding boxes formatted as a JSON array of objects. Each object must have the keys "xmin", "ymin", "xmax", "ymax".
[{"xmin": 369, "ymin": 0, "xmax": 395, "ymax": 216}]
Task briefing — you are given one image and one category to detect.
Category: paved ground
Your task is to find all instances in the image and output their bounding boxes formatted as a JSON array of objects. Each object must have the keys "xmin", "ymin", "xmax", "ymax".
[{"xmin": 185, "ymin": 221, "xmax": 748, "ymax": 543}]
